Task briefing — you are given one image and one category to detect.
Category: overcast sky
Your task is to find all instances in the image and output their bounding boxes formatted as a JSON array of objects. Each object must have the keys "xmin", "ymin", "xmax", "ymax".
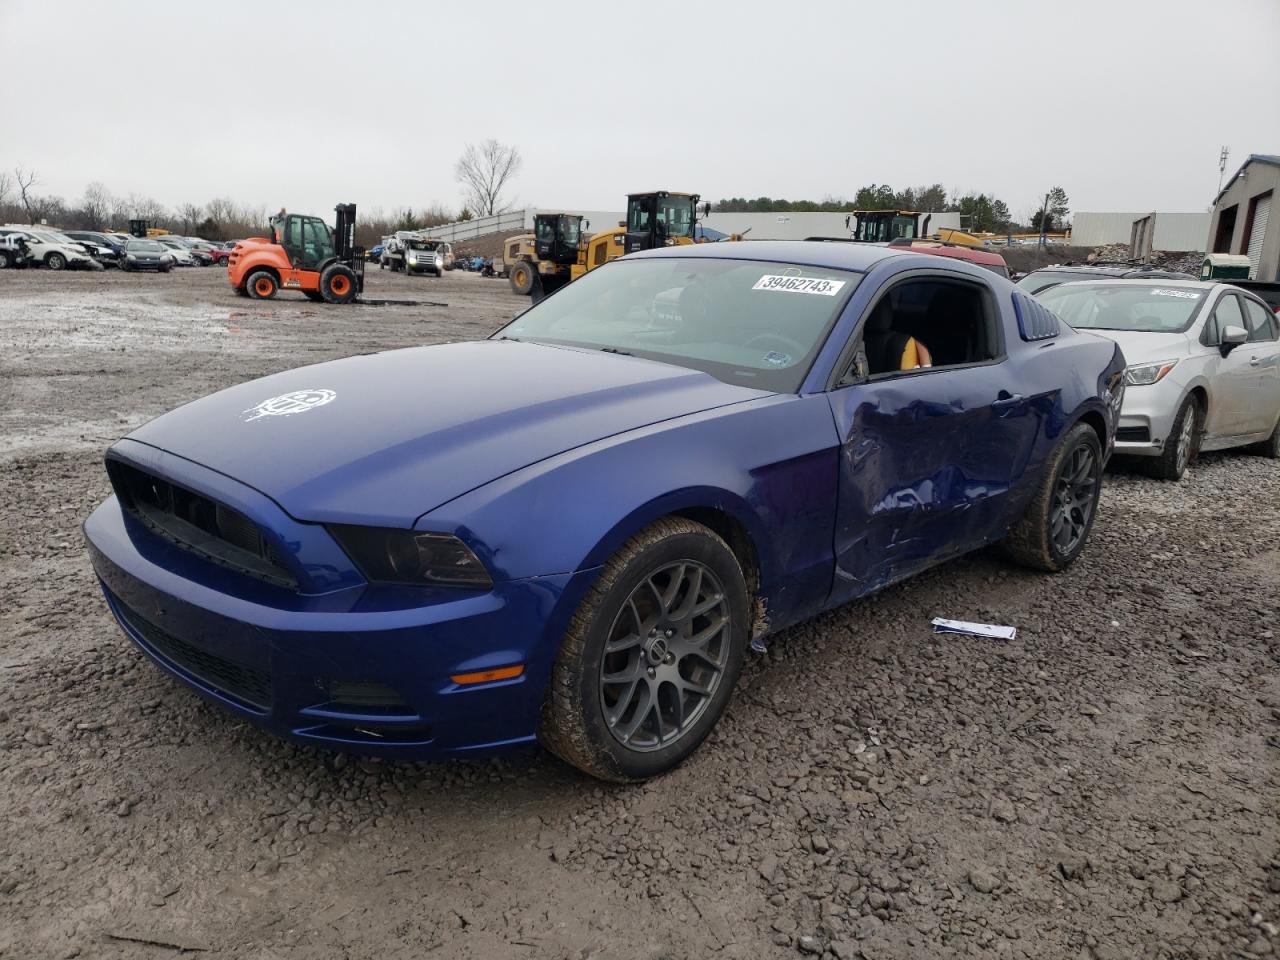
[{"xmin": 2, "ymin": 0, "xmax": 1278, "ymax": 223}]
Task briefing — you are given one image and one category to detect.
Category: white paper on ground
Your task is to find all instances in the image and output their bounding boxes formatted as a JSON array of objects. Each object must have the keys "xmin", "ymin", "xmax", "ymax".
[{"xmin": 931, "ymin": 618, "xmax": 1017, "ymax": 641}]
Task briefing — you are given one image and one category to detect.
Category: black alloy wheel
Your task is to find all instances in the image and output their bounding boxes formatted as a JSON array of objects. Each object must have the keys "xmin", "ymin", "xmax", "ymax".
[
  {"xmin": 599, "ymin": 560, "xmax": 731, "ymax": 752},
  {"xmin": 1049, "ymin": 442, "xmax": 1100, "ymax": 559}
]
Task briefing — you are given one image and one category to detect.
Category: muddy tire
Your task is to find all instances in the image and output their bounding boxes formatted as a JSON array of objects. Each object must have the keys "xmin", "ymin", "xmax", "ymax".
[
  {"xmin": 1003, "ymin": 422, "xmax": 1103, "ymax": 573},
  {"xmin": 1147, "ymin": 394, "xmax": 1200, "ymax": 481},
  {"xmin": 539, "ymin": 517, "xmax": 749, "ymax": 783},
  {"xmin": 320, "ymin": 263, "xmax": 357, "ymax": 304},
  {"xmin": 1253, "ymin": 415, "xmax": 1280, "ymax": 459},
  {"xmin": 509, "ymin": 260, "xmax": 535, "ymax": 296},
  {"xmin": 45, "ymin": 252, "xmax": 67, "ymax": 271},
  {"xmin": 246, "ymin": 270, "xmax": 278, "ymax": 300}
]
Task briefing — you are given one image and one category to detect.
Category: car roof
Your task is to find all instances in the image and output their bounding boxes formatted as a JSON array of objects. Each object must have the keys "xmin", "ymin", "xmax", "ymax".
[
  {"xmin": 1051, "ymin": 278, "xmax": 1218, "ymax": 291},
  {"xmin": 627, "ymin": 239, "xmax": 908, "ymax": 273}
]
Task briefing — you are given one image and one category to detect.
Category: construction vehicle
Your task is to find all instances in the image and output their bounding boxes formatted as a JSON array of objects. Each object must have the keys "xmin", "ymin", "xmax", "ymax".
[
  {"xmin": 505, "ymin": 192, "xmax": 709, "ymax": 296},
  {"xmin": 844, "ymin": 210, "xmax": 934, "ymax": 244},
  {"xmin": 228, "ymin": 203, "xmax": 364, "ymax": 303}
]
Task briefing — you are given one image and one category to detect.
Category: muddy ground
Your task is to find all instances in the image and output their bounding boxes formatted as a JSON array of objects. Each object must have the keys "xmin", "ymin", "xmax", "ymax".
[{"xmin": 1, "ymin": 266, "xmax": 1277, "ymax": 960}]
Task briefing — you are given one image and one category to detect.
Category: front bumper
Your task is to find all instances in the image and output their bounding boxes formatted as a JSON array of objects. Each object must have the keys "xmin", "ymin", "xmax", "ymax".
[
  {"xmin": 1113, "ymin": 378, "xmax": 1183, "ymax": 457},
  {"xmin": 84, "ymin": 494, "xmax": 595, "ymax": 760}
]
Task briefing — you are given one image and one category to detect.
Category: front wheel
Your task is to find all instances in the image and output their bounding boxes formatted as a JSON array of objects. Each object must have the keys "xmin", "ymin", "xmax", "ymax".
[
  {"xmin": 1003, "ymin": 422, "xmax": 1103, "ymax": 572},
  {"xmin": 0, "ymin": 252, "xmax": 11, "ymax": 269},
  {"xmin": 46, "ymin": 252, "xmax": 67, "ymax": 271},
  {"xmin": 246, "ymin": 270, "xmax": 278, "ymax": 299},
  {"xmin": 216, "ymin": 256, "xmax": 228, "ymax": 267},
  {"xmin": 539, "ymin": 517, "xmax": 749, "ymax": 782},
  {"xmin": 319, "ymin": 263, "xmax": 357, "ymax": 303},
  {"xmin": 509, "ymin": 260, "xmax": 535, "ymax": 296},
  {"xmin": 1148, "ymin": 395, "xmax": 1200, "ymax": 481}
]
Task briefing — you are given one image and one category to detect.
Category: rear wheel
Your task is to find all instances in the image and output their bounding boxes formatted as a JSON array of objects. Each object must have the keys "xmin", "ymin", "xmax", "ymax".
[
  {"xmin": 509, "ymin": 260, "xmax": 535, "ymax": 296},
  {"xmin": 1254, "ymin": 415, "xmax": 1280, "ymax": 459},
  {"xmin": 539, "ymin": 517, "xmax": 749, "ymax": 782},
  {"xmin": 1148, "ymin": 395, "xmax": 1200, "ymax": 481},
  {"xmin": 320, "ymin": 263, "xmax": 357, "ymax": 304},
  {"xmin": 246, "ymin": 270, "xmax": 278, "ymax": 300},
  {"xmin": 216, "ymin": 255, "xmax": 228, "ymax": 267},
  {"xmin": 1003, "ymin": 422, "xmax": 1103, "ymax": 572},
  {"xmin": 0, "ymin": 252, "xmax": 12, "ymax": 269},
  {"xmin": 46, "ymin": 252, "xmax": 67, "ymax": 271}
]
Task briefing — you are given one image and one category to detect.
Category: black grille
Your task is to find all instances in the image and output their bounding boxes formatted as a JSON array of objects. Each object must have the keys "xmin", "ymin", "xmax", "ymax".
[
  {"xmin": 110, "ymin": 591, "xmax": 272, "ymax": 711},
  {"xmin": 1116, "ymin": 426, "xmax": 1151, "ymax": 443},
  {"xmin": 108, "ymin": 460, "xmax": 296, "ymax": 588}
]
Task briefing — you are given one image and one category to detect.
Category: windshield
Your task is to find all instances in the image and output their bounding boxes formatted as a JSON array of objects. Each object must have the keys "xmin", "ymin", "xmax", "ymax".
[
  {"xmin": 128, "ymin": 241, "xmax": 163, "ymax": 252},
  {"xmin": 494, "ymin": 257, "xmax": 860, "ymax": 391},
  {"xmin": 1038, "ymin": 283, "xmax": 1206, "ymax": 333},
  {"xmin": 559, "ymin": 216, "xmax": 581, "ymax": 245}
]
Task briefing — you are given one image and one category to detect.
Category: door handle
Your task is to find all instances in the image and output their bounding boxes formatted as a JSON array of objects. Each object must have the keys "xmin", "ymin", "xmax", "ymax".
[
  {"xmin": 991, "ymin": 393, "xmax": 1025, "ymax": 409},
  {"xmin": 1250, "ymin": 357, "xmax": 1263, "ymax": 366}
]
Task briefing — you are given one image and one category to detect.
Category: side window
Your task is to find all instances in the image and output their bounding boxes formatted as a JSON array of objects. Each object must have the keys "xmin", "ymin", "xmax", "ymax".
[
  {"xmin": 1244, "ymin": 299, "xmax": 1278, "ymax": 342},
  {"xmin": 284, "ymin": 216, "xmax": 303, "ymax": 254},
  {"xmin": 858, "ymin": 278, "xmax": 1001, "ymax": 378},
  {"xmin": 1204, "ymin": 294, "xmax": 1244, "ymax": 345}
]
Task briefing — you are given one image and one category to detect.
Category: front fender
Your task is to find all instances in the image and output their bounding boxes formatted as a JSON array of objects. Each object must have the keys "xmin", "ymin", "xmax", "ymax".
[{"xmin": 419, "ymin": 393, "xmax": 841, "ymax": 632}]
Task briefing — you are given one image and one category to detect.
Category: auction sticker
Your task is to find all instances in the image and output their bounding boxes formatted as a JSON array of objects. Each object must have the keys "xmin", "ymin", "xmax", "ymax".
[
  {"xmin": 753, "ymin": 274, "xmax": 846, "ymax": 296},
  {"xmin": 1150, "ymin": 288, "xmax": 1201, "ymax": 299}
]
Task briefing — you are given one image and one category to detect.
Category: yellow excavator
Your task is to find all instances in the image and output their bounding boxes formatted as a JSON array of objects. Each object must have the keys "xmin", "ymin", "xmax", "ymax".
[{"xmin": 505, "ymin": 191, "xmax": 708, "ymax": 297}]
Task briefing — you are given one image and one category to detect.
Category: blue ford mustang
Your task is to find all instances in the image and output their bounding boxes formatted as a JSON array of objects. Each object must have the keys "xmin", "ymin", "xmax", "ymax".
[{"xmin": 85, "ymin": 241, "xmax": 1124, "ymax": 781}]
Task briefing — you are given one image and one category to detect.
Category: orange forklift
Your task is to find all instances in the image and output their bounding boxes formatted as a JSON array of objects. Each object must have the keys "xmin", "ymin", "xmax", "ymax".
[{"xmin": 228, "ymin": 203, "xmax": 364, "ymax": 303}]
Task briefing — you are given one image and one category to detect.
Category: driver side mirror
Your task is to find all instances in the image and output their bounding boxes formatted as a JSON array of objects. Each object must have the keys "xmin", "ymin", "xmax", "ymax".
[{"xmin": 1220, "ymin": 324, "xmax": 1247, "ymax": 356}]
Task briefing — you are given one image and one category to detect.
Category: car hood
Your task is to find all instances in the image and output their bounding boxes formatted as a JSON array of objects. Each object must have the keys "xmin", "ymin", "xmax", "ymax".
[
  {"xmin": 124, "ymin": 340, "xmax": 770, "ymax": 526},
  {"xmin": 1079, "ymin": 328, "xmax": 1191, "ymax": 364}
]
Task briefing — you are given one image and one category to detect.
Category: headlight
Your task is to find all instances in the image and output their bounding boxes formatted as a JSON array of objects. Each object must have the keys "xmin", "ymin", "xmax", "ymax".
[
  {"xmin": 1124, "ymin": 360, "xmax": 1178, "ymax": 386},
  {"xmin": 329, "ymin": 525, "xmax": 492, "ymax": 588}
]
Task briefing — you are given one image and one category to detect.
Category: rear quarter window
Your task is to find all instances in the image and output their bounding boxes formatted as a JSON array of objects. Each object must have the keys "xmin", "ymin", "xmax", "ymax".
[{"xmin": 1011, "ymin": 291, "xmax": 1061, "ymax": 341}]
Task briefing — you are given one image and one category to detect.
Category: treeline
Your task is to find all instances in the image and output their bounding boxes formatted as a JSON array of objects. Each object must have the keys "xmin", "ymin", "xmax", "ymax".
[
  {"xmin": 715, "ymin": 183, "xmax": 1071, "ymax": 233},
  {"xmin": 0, "ymin": 167, "xmax": 470, "ymax": 246}
]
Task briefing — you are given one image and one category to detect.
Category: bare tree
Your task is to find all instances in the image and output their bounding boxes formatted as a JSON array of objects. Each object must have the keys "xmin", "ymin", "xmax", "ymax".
[
  {"xmin": 206, "ymin": 196, "xmax": 237, "ymax": 226},
  {"xmin": 81, "ymin": 182, "xmax": 113, "ymax": 229},
  {"xmin": 15, "ymin": 165, "xmax": 40, "ymax": 224},
  {"xmin": 454, "ymin": 139, "xmax": 522, "ymax": 217},
  {"xmin": 0, "ymin": 171, "xmax": 11, "ymax": 210},
  {"xmin": 177, "ymin": 202, "xmax": 204, "ymax": 234}
]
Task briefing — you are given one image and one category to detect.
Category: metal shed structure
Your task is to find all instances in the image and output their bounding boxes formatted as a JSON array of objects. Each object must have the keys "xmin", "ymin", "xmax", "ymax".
[{"xmin": 1206, "ymin": 154, "xmax": 1280, "ymax": 281}]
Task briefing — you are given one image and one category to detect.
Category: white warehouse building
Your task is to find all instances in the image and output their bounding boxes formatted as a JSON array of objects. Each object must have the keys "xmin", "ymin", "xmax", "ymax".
[{"xmin": 1070, "ymin": 211, "xmax": 1209, "ymax": 252}]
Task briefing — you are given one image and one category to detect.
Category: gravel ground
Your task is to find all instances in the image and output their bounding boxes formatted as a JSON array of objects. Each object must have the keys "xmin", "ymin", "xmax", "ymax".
[{"xmin": 1, "ymin": 267, "xmax": 1277, "ymax": 960}]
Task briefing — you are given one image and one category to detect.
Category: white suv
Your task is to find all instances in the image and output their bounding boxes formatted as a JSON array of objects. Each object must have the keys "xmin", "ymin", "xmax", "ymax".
[{"xmin": 0, "ymin": 226, "xmax": 94, "ymax": 271}]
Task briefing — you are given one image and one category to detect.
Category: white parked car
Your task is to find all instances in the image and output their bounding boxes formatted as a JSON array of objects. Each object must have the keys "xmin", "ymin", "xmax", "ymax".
[
  {"xmin": 0, "ymin": 226, "xmax": 95, "ymax": 270},
  {"xmin": 1038, "ymin": 279, "xmax": 1280, "ymax": 479},
  {"xmin": 154, "ymin": 238, "xmax": 197, "ymax": 266}
]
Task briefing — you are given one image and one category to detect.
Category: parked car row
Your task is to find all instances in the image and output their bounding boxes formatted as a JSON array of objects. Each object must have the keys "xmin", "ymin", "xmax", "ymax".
[{"xmin": 0, "ymin": 225, "xmax": 242, "ymax": 271}]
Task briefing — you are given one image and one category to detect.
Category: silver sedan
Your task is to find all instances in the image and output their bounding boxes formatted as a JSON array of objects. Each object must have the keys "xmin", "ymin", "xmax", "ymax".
[{"xmin": 1037, "ymin": 279, "xmax": 1280, "ymax": 479}]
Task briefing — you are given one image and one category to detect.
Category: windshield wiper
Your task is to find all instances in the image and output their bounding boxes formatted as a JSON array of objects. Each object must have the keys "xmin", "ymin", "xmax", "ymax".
[{"xmin": 599, "ymin": 347, "xmax": 632, "ymax": 356}]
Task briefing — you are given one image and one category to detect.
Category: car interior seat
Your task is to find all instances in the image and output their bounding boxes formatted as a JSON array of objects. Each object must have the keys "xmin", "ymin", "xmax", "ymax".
[{"xmin": 863, "ymin": 299, "xmax": 915, "ymax": 375}]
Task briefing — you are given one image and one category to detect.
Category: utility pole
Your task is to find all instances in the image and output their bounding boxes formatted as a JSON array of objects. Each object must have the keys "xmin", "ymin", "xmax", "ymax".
[
  {"xmin": 1216, "ymin": 146, "xmax": 1230, "ymax": 202},
  {"xmin": 1038, "ymin": 191, "xmax": 1051, "ymax": 247}
]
